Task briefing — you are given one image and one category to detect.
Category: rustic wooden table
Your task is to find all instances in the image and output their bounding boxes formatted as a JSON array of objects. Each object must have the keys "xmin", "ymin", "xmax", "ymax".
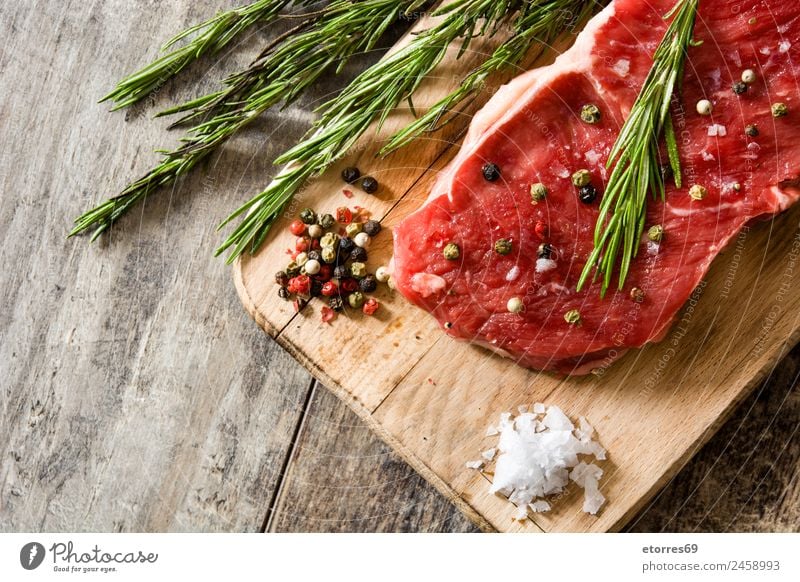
[{"xmin": 1, "ymin": 0, "xmax": 797, "ymax": 533}]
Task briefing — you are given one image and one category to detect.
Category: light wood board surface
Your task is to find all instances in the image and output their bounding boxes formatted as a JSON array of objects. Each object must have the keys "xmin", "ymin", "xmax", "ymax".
[
  {"xmin": 235, "ymin": 8, "xmax": 800, "ymax": 532},
  {"xmin": 1, "ymin": 0, "xmax": 797, "ymax": 534}
]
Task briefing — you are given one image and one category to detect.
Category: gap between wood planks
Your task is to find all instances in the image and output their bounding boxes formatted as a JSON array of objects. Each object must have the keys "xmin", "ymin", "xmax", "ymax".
[{"xmin": 260, "ymin": 378, "xmax": 317, "ymax": 532}]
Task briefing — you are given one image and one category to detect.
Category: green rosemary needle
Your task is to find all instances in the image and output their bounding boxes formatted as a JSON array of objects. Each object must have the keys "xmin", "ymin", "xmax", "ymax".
[
  {"xmin": 380, "ymin": 0, "xmax": 600, "ymax": 156},
  {"xmin": 576, "ymin": 0, "xmax": 700, "ymax": 295},
  {"xmin": 217, "ymin": 0, "xmax": 524, "ymax": 262},
  {"xmin": 71, "ymin": 0, "xmax": 423, "ymax": 242},
  {"xmin": 101, "ymin": 0, "xmax": 301, "ymax": 110}
]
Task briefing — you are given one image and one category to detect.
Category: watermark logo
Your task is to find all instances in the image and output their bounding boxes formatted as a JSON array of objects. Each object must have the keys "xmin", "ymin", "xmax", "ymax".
[{"xmin": 20, "ymin": 542, "xmax": 46, "ymax": 570}]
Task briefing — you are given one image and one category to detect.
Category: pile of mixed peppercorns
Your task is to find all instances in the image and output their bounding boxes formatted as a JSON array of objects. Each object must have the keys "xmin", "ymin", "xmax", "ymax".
[{"xmin": 275, "ymin": 204, "xmax": 389, "ymax": 322}]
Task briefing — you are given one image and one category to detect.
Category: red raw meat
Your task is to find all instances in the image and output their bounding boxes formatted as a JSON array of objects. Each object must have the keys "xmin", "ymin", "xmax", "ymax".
[{"xmin": 391, "ymin": 0, "xmax": 800, "ymax": 374}]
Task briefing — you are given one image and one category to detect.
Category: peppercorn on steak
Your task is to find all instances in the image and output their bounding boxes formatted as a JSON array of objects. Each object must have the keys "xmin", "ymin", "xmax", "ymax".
[{"xmin": 391, "ymin": 0, "xmax": 800, "ymax": 375}]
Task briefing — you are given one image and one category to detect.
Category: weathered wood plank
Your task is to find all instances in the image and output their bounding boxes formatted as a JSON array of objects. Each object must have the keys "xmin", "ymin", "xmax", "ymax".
[
  {"xmin": 0, "ymin": 0, "xmax": 318, "ymax": 532},
  {"xmin": 269, "ymin": 384, "xmax": 478, "ymax": 532}
]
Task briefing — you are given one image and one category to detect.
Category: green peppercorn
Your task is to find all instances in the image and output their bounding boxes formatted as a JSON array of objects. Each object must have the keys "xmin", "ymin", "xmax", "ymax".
[
  {"xmin": 482, "ymin": 163, "xmax": 501, "ymax": 182},
  {"xmin": 319, "ymin": 213, "xmax": 336, "ymax": 229},
  {"xmin": 689, "ymin": 184, "xmax": 707, "ymax": 201},
  {"xmin": 348, "ymin": 291, "xmax": 365, "ymax": 309},
  {"xmin": 345, "ymin": 222, "xmax": 362, "ymax": 238},
  {"xmin": 299, "ymin": 208, "xmax": 317, "ymax": 225},
  {"xmin": 360, "ymin": 176, "xmax": 379, "ymax": 194},
  {"xmin": 329, "ymin": 296, "xmax": 344, "ymax": 311},
  {"xmin": 494, "ymin": 238, "xmax": 512, "ymax": 255},
  {"xmin": 443, "ymin": 242, "xmax": 461, "ymax": 260},
  {"xmin": 286, "ymin": 261, "xmax": 300, "ymax": 276},
  {"xmin": 647, "ymin": 224, "xmax": 664, "ymax": 242},
  {"xmin": 350, "ymin": 262, "xmax": 367, "ymax": 279},
  {"xmin": 745, "ymin": 124, "xmax": 759, "ymax": 137},
  {"xmin": 275, "ymin": 271, "xmax": 289, "ymax": 287},
  {"xmin": 564, "ymin": 309, "xmax": 582, "ymax": 325},
  {"xmin": 572, "ymin": 169, "xmax": 591, "ymax": 187},
  {"xmin": 321, "ymin": 232, "xmax": 339, "ymax": 249},
  {"xmin": 359, "ymin": 275, "xmax": 377, "ymax": 293},
  {"xmin": 530, "ymin": 182, "xmax": 547, "ymax": 204},
  {"xmin": 350, "ymin": 247, "xmax": 368, "ymax": 262},
  {"xmin": 580, "ymin": 103, "xmax": 601, "ymax": 124},
  {"xmin": 341, "ymin": 167, "xmax": 360, "ymax": 184},
  {"xmin": 363, "ymin": 219, "xmax": 381, "ymax": 237},
  {"xmin": 772, "ymin": 102, "xmax": 788, "ymax": 118},
  {"xmin": 321, "ymin": 246, "xmax": 337, "ymax": 264},
  {"xmin": 630, "ymin": 287, "xmax": 645, "ymax": 303}
]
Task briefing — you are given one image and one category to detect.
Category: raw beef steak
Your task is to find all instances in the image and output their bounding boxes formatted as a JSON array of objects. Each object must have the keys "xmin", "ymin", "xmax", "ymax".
[{"xmin": 391, "ymin": 0, "xmax": 800, "ymax": 374}]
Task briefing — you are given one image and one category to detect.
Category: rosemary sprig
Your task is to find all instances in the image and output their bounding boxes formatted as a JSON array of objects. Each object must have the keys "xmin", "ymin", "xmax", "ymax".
[
  {"xmin": 576, "ymin": 0, "xmax": 700, "ymax": 295},
  {"xmin": 72, "ymin": 0, "xmax": 423, "ymax": 241},
  {"xmin": 217, "ymin": 0, "xmax": 525, "ymax": 262},
  {"xmin": 101, "ymin": 0, "xmax": 301, "ymax": 110},
  {"xmin": 380, "ymin": 0, "xmax": 599, "ymax": 156}
]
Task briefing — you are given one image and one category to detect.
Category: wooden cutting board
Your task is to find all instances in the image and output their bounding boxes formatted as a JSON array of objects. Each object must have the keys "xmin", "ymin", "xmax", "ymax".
[{"xmin": 234, "ymin": 12, "xmax": 800, "ymax": 532}]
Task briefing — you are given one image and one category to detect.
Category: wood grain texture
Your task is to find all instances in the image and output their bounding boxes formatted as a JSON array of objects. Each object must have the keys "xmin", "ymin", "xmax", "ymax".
[
  {"xmin": 1, "ymin": 0, "xmax": 798, "ymax": 534},
  {"xmin": 269, "ymin": 384, "xmax": 478, "ymax": 533},
  {"xmin": 0, "ymin": 0, "xmax": 320, "ymax": 532}
]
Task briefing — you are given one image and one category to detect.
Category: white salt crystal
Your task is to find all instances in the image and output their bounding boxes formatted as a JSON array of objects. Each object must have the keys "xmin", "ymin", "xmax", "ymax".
[
  {"xmin": 536, "ymin": 258, "xmax": 557, "ymax": 273},
  {"xmin": 708, "ymin": 124, "xmax": 727, "ymax": 137},
  {"xmin": 529, "ymin": 500, "xmax": 551, "ymax": 513},
  {"xmin": 585, "ymin": 149, "xmax": 601, "ymax": 165},
  {"xmin": 478, "ymin": 405, "xmax": 607, "ymax": 520},
  {"xmin": 514, "ymin": 505, "xmax": 529, "ymax": 521},
  {"xmin": 465, "ymin": 460, "xmax": 484, "ymax": 470},
  {"xmin": 485, "ymin": 425, "xmax": 499, "ymax": 437},
  {"xmin": 517, "ymin": 404, "xmax": 528, "ymax": 414},
  {"xmin": 506, "ymin": 266, "xmax": 521, "ymax": 281},
  {"xmin": 612, "ymin": 58, "xmax": 630, "ymax": 77},
  {"xmin": 779, "ymin": 40, "xmax": 791, "ymax": 53}
]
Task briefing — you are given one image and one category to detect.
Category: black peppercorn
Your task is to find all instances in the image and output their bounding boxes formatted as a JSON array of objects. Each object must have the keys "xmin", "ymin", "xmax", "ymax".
[
  {"xmin": 278, "ymin": 287, "xmax": 290, "ymax": 300},
  {"xmin": 732, "ymin": 81, "xmax": 747, "ymax": 95},
  {"xmin": 338, "ymin": 237, "xmax": 355, "ymax": 254},
  {"xmin": 745, "ymin": 124, "xmax": 759, "ymax": 137},
  {"xmin": 275, "ymin": 271, "xmax": 289, "ymax": 287},
  {"xmin": 319, "ymin": 213, "xmax": 336, "ymax": 229},
  {"xmin": 293, "ymin": 297, "xmax": 309, "ymax": 313},
  {"xmin": 359, "ymin": 275, "xmax": 377, "ymax": 293},
  {"xmin": 579, "ymin": 184, "xmax": 597, "ymax": 203},
  {"xmin": 360, "ymin": 176, "xmax": 379, "ymax": 194},
  {"xmin": 350, "ymin": 246, "xmax": 368, "ymax": 262},
  {"xmin": 660, "ymin": 163, "xmax": 673, "ymax": 182},
  {"xmin": 342, "ymin": 166, "xmax": 360, "ymax": 184},
  {"xmin": 537, "ymin": 243, "xmax": 552, "ymax": 259},
  {"xmin": 482, "ymin": 162, "xmax": 501, "ymax": 182},
  {"xmin": 329, "ymin": 296, "xmax": 344, "ymax": 311},
  {"xmin": 307, "ymin": 250, "xmax": 321, "ymax": 263},
  {"xmin": 299, "ymin": 208, "xmax": 316, "ymax": 225},
  {"xmin": 310, "ymin": 279, "xmax": 323, "ymax": 297},
  {"xmin": 363, "ymin": 219, "xmax": 382, "ymax": 237},
  {"xmin": 333, "ymin": 265, "xmax": 349, "ymax": 280}
]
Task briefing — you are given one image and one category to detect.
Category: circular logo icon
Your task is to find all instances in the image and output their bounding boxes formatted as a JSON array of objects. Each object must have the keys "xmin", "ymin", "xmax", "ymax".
[{"xmin": 20, "ymin": 542, "xmax": 45, "ymax": 570}]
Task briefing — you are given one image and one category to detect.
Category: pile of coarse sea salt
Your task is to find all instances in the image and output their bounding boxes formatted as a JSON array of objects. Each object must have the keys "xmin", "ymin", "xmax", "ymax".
[{"xmin": 466, "ymin": 404, "xmax": 607, "ymax": 520}]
